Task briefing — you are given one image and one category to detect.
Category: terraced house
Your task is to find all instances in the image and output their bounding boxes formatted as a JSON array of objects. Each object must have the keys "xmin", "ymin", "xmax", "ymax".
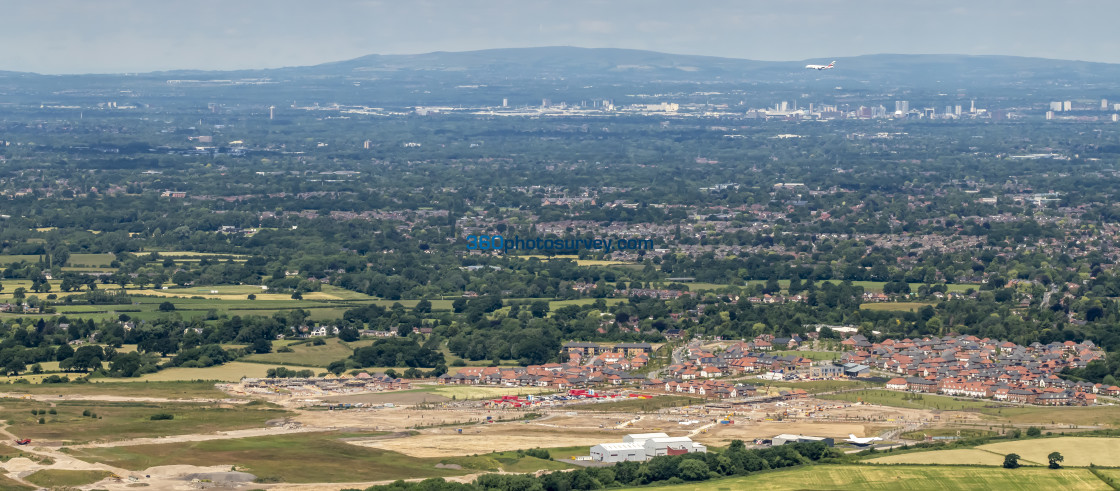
[{"xmin": 851, "ymin": 335, "xmax": 1106, "ymax": 405}]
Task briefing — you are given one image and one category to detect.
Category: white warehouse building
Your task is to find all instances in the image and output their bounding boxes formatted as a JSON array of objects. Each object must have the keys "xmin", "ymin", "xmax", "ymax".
[
  {"xmin": 589, "ymin": 442, "xmax": 647, "ymax": 462},
  {"xmin": 590, "ymin": 433, "xmax": 707, "ymax": 463}
]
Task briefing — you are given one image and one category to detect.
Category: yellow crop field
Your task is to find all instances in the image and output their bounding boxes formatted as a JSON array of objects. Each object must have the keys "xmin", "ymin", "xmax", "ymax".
[
  {"xmin": 95, "ymin": 361, "xmax": 322, "ymax": 382},
  {"xmin": 978, "ymin": 437, "xmax": 1120, "ymax": 467},
  {"xmin": 631, "ymin": 465, "xmax": 1111, "ymax": 491},
  {"xmin": 867, "ymin": 448, "xmax": 1015, "ymax": 466}
]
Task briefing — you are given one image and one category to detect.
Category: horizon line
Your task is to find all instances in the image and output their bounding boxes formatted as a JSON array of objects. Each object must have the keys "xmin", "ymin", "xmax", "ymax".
[{"xmin": 3, "ymin": 46, "xmax": 1116, "ymax": 77}]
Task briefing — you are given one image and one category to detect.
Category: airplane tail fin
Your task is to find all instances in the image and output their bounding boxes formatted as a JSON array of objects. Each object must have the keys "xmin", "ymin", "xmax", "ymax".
[
  {"xmin": 849, "ymin": 434, "xmax": 857, "ymax": 439},
  {"xmin": 828, "ymin": 61, "xmax": 835, "ymax": 67}
]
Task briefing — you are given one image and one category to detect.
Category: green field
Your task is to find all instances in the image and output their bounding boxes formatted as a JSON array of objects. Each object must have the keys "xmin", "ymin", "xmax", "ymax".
[
  {"xmin": 631, "ymin": 464, "xmax": 1111, "ymax": 490},
  {"xmin": 767, "ymin": 379, "xmax": 876, "ymax": 394},
  {"xmin": 547, "ymin": 298, "xmax": 627, "ymax": 308},
  {"xmin": 0, "ymin": 381, "xmax": 227, "ymax": 399},
  {"xmin": 0, "ymin": 254, "xmax": 44, "ymax": 265},
  {"xmin": 579, "ymin": 395, "xmax": 702, "ymax": 412},
  {"xmin": 416, "ymin": 384, "xmax": 556, "ymax": 401},
  {"xmin": 0, "ymin": 474, "xmax": 32, "ymax": 490},
  {"xmin": 819, "ymin": 390, "xmax": 1120, "ymax": 427},
  {"xmin": 989, "ymin": 405, "xmax": 1120, "ymax": 427},
  {"xmin": 899, "ymin": 428, "xmax": 997, "ymax": 440},
  {"xmin": 440, "ymin": 450, "xmax": 574, "ymax": 473},
  {"xmin": 1, "ymin": 398, "xmax": 290, "ymax": 444},
  {"xmin": 91, "ymin": 361, "xmax": 323, "ymax": 382},
  {"xmin": 24, "ymin": 469, "xmax": 114, "ymax": 488},
  {"xmin": 819, "ymin": 389, "xmax": 1005, "ymax": 412},
  {"xmin": 244, "ymin": 338, "xmax": 374, "ymax": 367},
  {"xmin": 860, "ymin": 302, "xmax": 937, "ymax": 312},
  {"xmin": 772, "ymin": 350, "xmax": 842, "ymax": 361},
  {"xmin": 68, "ymin": 253, "xmax": 117, "ymax": 267},
  {"xmin": 742, "ymin": 280, "xmax": 980, "ymax": 294},
  {"xmin": 866, "ymin": 448, "xmax": 1020, "ymax": 466},
  {"xmin": 67, "ymin": 432, "xmax": 470, "ymax": 483}
]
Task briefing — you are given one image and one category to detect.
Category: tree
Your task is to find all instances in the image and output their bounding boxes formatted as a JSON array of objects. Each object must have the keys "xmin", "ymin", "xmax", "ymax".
[
  {"xmin": 530, "ymin": 300, "xmax": 550, "ymax": 318},
  {"xmin": 51, "ymin": 246, "xmax": 70, "ymax": 268},
  {"xmin": 291, "ymin": 291, "xmax": 303, "ymax": 300},
  {"xmin": 55, "ymin": 343, "xmax": 75, "ymax": 362},
  {"xmin": 327, "ymin": 360, "xmax": 347, "ymax": 375},
  {"xmin": 250, "ymin": 338, "xmax": 272, "ymax": 354},
  {"xmin": 158, "ymin": 301, "xmax": 176, "ymax": 311},
  {"xmin": 1048, "ymin": 451, "xmax": 1064, "ymax": 469},
  {"xmin": 4, "ymin": 359, "xmax": 25, "ymax": 376},
  {"xmin": 338, "ymin": 326, "xmax": 360, "ymax": 342},
  {"xmin": 1003, "ymin": 453, "xmax": 1021, "ymax": 469},
  {"xmin": 109, "ymin": 352, "xmax": 143, "ymax": 377},
  {"xmin": 73, "ymin": 345, "xmax": 104, "ymax": 372},
  {"xmin": 1026, "ymin": 426, "xmax": 1042, "ymax": 437},
  {"xmin": 677, "ymin": 459, "xmax": 710, "ymax": 481},
  {"xmin": 414, "ymin": 299, "xmax": 432, "ymax": 313}
]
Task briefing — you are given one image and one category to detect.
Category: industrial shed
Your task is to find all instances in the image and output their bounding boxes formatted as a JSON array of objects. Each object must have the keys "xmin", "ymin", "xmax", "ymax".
[{"xmin": 590, "ymin": 442, "xmax": 647, "ymax": 462}]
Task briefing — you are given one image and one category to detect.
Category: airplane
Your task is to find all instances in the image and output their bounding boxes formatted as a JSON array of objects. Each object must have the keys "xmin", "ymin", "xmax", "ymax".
[
  {"xmin": 805, "ymin": 61, "xmax": 835, "ymax": 70},
  {"xmin": 845, "ymin": 434, "xmax": 883, "ymax": 446}
]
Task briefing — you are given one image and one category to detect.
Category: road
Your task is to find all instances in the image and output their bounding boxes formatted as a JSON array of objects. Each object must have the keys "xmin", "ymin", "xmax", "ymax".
[{"xmin": 648, "ymin": 339, "xmax": 699, "ymax": 380}]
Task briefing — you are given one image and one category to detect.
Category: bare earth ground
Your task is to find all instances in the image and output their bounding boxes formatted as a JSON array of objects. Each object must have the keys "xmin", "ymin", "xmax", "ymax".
[{"xmin": 0, "ymin": 390, "xmax": 977, "ymax": 489}]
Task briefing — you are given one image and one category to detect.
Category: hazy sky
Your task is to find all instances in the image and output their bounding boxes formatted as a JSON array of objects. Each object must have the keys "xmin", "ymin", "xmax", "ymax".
[{"xmin": 3, "ymin": 0, "xmax": 1118, "ymax": 74}]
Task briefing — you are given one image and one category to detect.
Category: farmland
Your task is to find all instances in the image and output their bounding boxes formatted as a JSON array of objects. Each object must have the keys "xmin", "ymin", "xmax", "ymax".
[
  {"xmin": 92, "ymin": 361, "xmax": 323, "ymax": 382},
  {"xmin": 859, "ymin": 302, "xmax": 938, "ymax": 312},
  {"xmin": 819, "ymin": 390, "xmax": 1120, "ymax": 426},
  {"xmin": 64, "ymin": 431, "xmax": 569, "ymax": 483},
  {"xmin": 632, "ymin": 464, "xmax": 1112, "ymax": 491},
  {"xmin": 0, "ymin": 398, "xmax": 290, "ymax": 444},
  {"xmin": 977, "ymin": 437, "xmax": 1120, "ymax": 467},
  {"xmin": 741, "ymin": 280, "xmax": 981, "ymax": 294},
  {"xmin": 0, "ymin": 380, "xmax": 228, "ymax": 399},
  {"xmin": 866, "ymin": 448, "xmax": 1016, "ymax": 466},
  {"xmin": 243, "ymin": 338, "xmax": 374, "ymax": 367}
]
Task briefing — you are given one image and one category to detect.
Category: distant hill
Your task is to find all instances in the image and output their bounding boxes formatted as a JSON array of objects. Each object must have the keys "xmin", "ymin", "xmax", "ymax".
[
  {"xmin": 3, "ymin": 47, "xmax": 1120, "ymax": 103},
  {"xmin": 280, "ymin": 47, "xmax": 1120, "ymax": 87}
]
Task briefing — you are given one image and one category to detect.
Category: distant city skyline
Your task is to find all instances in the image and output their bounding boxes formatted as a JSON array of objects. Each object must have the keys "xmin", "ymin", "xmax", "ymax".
[{"xmin": 2, "ymin": 0, "xmax": 1119, "ymax": 74}]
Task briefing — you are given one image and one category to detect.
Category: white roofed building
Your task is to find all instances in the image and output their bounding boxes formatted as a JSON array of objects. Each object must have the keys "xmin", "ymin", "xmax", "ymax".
[
  {"xmin": 590, "ymin": 442, "xmax": 647, "ymax": 463},
  {"xmin": 591, "ymin": 433, "xmax": 705, "ymax": 462}
]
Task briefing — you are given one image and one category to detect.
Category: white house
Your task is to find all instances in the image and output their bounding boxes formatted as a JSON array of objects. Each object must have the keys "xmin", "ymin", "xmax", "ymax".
[{"xmin": 310, "ymin": 326, "xmax": 339, "ymax": 337}]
